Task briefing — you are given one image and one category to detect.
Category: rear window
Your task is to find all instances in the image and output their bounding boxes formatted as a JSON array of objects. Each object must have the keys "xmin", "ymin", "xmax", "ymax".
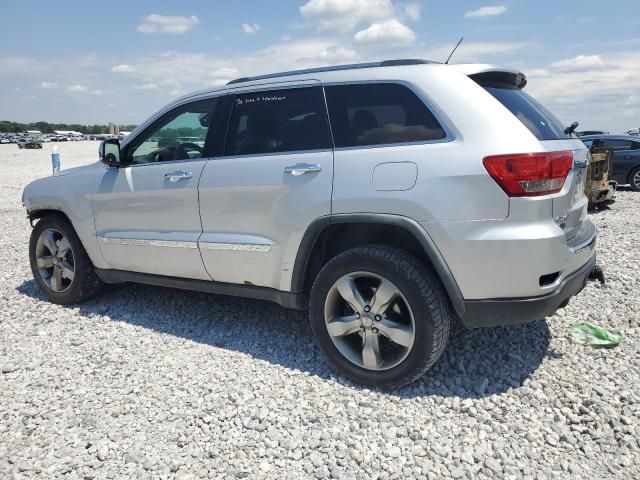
[
  {"xmin": 481, "ymin": 83, "xmax": 571, "ymax": 141},
  {"xmin": 324, "ymin": 83, "xmax": 446, "ymax": 148}
]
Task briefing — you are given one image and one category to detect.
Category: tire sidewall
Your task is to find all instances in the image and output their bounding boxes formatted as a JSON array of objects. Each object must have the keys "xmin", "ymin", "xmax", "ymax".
[
  {"xmin": 29, "ymin": 215, "xmax": 90, "ymax": 304},
  {"xmin": 309, "ymin": 247, "xmax": 440, "ymax": 387},
  {"xmin": 630, "ymin": 167, "xmax": 640, "ymax": 192}
]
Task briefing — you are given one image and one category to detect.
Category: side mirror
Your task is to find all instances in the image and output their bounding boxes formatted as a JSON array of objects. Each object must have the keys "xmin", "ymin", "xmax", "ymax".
[{"xmin": 99, "ymin": 139, "xmax": 122, "ymax": 167}]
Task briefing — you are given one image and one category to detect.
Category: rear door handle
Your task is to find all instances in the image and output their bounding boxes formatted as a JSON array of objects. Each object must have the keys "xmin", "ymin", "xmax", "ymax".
[
  {"xmin": 284, "ymin": 163, "xmax": 322, "ymax": 176},
  {"xmin": 164, "ymin": 171, "xmax": 193, "ymax": 182}
]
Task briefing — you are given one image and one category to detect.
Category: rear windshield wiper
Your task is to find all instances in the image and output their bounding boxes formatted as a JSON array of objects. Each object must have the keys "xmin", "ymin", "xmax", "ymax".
[{"xmin": 564, "ymin": 121, "xmax": 579, "ymax": 135}]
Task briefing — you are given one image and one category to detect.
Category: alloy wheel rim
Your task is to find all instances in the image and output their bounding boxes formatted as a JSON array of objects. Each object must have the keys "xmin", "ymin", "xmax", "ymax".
[
  {"xmin": 35, "ymin": 228, "xmax": 75, "ymax": 292},
  {"xmin": 324, "ymin": 271, "xmax": 415, "ymax": 371},
  {"xmin": 634, "ymin": 170, "xmax": 640, "ymax": 190}
]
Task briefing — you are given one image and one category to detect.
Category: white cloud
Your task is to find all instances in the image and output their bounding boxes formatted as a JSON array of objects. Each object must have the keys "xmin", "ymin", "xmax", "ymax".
[
  {"xmin": 281, "ymin": 34, "xmax": 292, "ymax": 41},
  {"xmin": 68, "ymin": 84, "xmax": 101, "ymax": 95},
  {"xmin": 111, "ymin": 64, "xmax": 135, "ymax": 73},
  {"xmin": 209, "ymin": 67, "xmax": 241, "ymax": 86},
  {"xmin": 134, "ymin": 83, "xmax": 159, "ymax": 90},
  {"xmin": 464, "ymin": 5, "xmax": 507, "ymax": 18},
  {"xmin": 210, "ymin": 67, "xmax": 240, "ymax": 78},
  {"xmin": 524, "ymin": 51, "xmax": 640, "ymax": 131},
  {"xmin": 242, "ymin": 23, "xmax": 261, "ymax": 34},
  {"xmin": 40, "ymin": 81, "xmax": 58, "ymax": 89},
  {"xmin": 300, "ymin": 0, "xmax": 395, "ymax": 32},
  {"xmin": 525, "ymin": 68, "xmax": 551, "ymax": 78},
  {"xmin": 401, "ymin": 2, "xmax": 421, "ymax": 21},
  {"xmin": 316, "ymin": 46, "xmax": 359, "ymax": 62},
  {"xmin": 423, "ymin": 41, "xmax": 529, "ymax": 63},
  {"xmin": 354, "ymin": 19, "xmax": 415, "ymax": 45},
  {"xmin": 68, "ymin": 84, "xmax": 88, "ymax": 93},
  {"xmin": 137, "ymin": 14, "xmax": 199, "ymax": 35},
  {"xmin": 550, "ymin": 54, "xmax": 605, "ymax": 72}
]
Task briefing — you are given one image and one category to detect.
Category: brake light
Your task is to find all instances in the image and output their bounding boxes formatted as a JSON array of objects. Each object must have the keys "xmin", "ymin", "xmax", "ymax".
[{"xmin": 482, "ymin": 151, "xmax": 574, "ymax": 197}]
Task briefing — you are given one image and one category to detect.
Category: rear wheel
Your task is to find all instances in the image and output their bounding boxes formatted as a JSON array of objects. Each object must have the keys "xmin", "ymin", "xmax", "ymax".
[
  {"xmin": 309, "ymin": 245, "xmax": 452, "ymax": 389},
  {"xmin": 629, "ymin": 167, "xmax": 640, "ymax": 192},
  {"xmin": 29, "ymin": 215, "xmax": 102, "ymax": 304}
]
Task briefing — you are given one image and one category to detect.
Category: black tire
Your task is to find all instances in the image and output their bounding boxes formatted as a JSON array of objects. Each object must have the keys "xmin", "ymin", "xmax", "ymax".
[
  {"xmin": 309, "ymin": 245, "xmax": 452, "ymax": 389},
  {"xmin": 29, "ymin": 214, "xmax": 102, "ymax": 304},
  {"xmin": 628, "ymin": 166, "xmax": 640, "ymax": 192}
]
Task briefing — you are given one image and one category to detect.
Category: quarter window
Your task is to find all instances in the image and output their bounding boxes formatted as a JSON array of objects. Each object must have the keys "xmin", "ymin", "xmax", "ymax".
[
  {"xmin": 602, "ymin": 139, "xmax": 633, "ymax": 150},
  {"xmin": 324, "ymin": 83, "xmax": 446, "ymax": 148},
  {"xmin": 127, "ymin": 98, "xmax": 222, "ymax": 164},
  {"xmin": 225, "ymin": 87, "xmax": 332, "ymax": 156}
]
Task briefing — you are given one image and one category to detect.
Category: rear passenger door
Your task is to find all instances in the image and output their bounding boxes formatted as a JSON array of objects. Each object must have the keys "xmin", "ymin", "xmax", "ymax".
[
  {"xmin": 324, "ymin": 82, "xmax": 454, "ymax": 221},
  {"xmin": 198, "ymin": 84, "xmax": 333, "ymax": 290}
]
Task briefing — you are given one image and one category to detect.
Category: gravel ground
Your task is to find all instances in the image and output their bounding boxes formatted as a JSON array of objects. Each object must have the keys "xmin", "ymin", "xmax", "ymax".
[{"xmin": 1, "ymin": 142, "xmax": 639, "ymax": 479}]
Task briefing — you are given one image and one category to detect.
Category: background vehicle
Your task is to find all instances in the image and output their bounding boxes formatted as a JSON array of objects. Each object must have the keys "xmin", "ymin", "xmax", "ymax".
[
  {"xmin": 626, "ymin": 128, "xmax": 639, "ymax": 136},
  {"xmin": 581, "ymin": 134, "xmax": 640, "ymax": 191},
  {"xmin": 22, "ymin": 59, "xmax": 596, "ymax": 388},
  {"xmin": 17, "ymin": 137, "xmax": 43, "ymax": 149}
]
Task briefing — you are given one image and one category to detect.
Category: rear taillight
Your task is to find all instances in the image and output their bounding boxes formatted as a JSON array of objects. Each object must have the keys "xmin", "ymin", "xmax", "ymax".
[{"xmin": 482, "ymin": 151, "xmax": 574, "ymax": 197}]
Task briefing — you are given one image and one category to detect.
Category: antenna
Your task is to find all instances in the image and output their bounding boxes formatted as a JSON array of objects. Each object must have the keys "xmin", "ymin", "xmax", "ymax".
[{"xmin": 444, "ymin": 37, "xmax": 464, "ymax": 64}]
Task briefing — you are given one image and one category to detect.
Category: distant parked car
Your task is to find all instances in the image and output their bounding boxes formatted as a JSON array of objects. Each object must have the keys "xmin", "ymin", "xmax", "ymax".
[
  {"xmin": 0, "ymin": 138, "xmax": 10, "ymax": 144},
  {"xmin": 626, "ymin": 128, "xmax": 639, "ymax": 136},
  {"xmin": 17, "ymin": 137, "xmax": 43, "ymax": 149},
  {"xmin": 581, "ymin": 135, "xmax": 640, "ymax": 191},
  {"xmin": 577, "ymin": 130, "xmax": 609, "ymax": 136}
]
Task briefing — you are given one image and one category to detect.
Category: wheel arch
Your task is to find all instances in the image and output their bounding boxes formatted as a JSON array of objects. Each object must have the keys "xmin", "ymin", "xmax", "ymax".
[
  {"xmin": 291, "ymin": 214, "xmax": 465, "ymax": 317},
  {"xmin": 27, "ymin": 207, "xmax": 73, "ymax": 226}
]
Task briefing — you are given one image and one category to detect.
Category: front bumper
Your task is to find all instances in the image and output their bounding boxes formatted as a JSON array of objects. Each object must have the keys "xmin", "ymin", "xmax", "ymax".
[{"xmin": 459, "ymin": 253, "xmax": 596, "ymax": 328}]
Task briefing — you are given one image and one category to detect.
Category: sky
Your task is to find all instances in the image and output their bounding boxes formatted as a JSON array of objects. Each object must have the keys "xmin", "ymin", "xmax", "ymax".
[{"xmin": 1, "ymin": 0, "xmax": 638, "ymax": 132}]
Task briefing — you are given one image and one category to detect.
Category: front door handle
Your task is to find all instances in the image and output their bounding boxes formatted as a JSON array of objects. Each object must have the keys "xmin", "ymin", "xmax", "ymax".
[
  {"xmin": 164, "ymin": 171, "xmax": 193, "ymax": 182},
  {"xmin": 284, "ymin": 163, "xmax": 322, "ymax": 176}
]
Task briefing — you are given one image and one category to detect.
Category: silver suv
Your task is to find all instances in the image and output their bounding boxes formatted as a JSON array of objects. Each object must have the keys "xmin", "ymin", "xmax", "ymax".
[{"xmin": 22, "ymin": 60, "xmax": 597, "ymax": 388}]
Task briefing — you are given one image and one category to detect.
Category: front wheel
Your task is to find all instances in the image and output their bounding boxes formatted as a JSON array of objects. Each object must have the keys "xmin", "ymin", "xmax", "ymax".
[
  {"xmin": 309, "ymin": 245, "xmax": 452, "ymax": 389},
  {"xmin": 629, "ymin": 166, "xmax": 640, "ymax": 192},
  {"xmin": 29, "ymin": 214, "xmax": 102, "ymax": 304}
]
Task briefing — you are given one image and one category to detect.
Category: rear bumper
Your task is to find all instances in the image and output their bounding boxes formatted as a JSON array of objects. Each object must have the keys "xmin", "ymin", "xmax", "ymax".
[{"xmin": 459, "ymin": 253, "xmax": 596, "ymax": 328}]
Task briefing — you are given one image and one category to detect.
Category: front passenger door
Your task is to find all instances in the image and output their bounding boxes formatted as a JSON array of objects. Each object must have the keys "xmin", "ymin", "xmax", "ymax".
[{"xmin": 93, "ymin": 96, "xmax": 229, "ymax": 279}]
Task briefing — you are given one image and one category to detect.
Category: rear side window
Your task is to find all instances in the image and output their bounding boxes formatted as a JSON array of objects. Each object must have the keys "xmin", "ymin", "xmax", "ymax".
[
  {"xmin": 481, "ymin": 83, "xmax": 570, "ymax": 141},
  {"xmin": 324, "ymin": 83, "xmax": 446, "ymax": 148},
  {"xmin": 226, "ymin": 87, "xmax": 331, "ymax": 156},
  {"xmin": 601, "ymin": 139, "xmax": 633, "ymax": 150}
]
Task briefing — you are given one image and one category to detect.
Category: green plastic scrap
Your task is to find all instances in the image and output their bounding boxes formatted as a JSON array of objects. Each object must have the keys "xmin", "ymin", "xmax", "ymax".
[{"xmin": 570, "ymin": 322, "xmax": 621, "ymax": 348}]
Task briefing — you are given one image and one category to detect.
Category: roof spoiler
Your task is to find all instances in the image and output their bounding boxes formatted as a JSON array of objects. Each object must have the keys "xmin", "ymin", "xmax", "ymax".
[{"xmin": 452, "ymin": 65, "xmax": 527, "ymax": 89}]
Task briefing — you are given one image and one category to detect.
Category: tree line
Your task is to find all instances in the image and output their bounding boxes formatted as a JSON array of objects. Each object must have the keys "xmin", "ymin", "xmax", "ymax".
[{"xmin": 0, "ymin": 121, "xmax": 138, "ymax": 134}]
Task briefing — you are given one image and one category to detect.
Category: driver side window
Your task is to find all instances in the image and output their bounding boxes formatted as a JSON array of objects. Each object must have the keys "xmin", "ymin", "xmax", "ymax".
[{"xmin": 127, "ymin": 97, "xmax": 220, "ymax": 165}]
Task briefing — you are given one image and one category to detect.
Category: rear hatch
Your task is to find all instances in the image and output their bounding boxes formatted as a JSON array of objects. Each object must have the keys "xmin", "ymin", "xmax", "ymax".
[{"xmin": 469, "ymin": 69, "xmax": 588, "ymax": 240}]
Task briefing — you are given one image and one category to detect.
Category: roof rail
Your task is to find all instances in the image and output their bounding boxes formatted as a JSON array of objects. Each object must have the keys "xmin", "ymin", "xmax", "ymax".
[{"xmin": 226, "ymin": 58, "xmax": 439, "ymax": 85}]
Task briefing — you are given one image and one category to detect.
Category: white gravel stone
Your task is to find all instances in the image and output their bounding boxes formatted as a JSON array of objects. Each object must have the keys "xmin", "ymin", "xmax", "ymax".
[{"xmin": 1, "ymin": 142, "xmax": 639, "ymax": 478}]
